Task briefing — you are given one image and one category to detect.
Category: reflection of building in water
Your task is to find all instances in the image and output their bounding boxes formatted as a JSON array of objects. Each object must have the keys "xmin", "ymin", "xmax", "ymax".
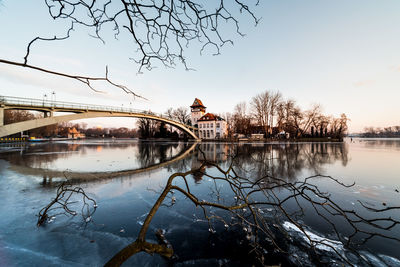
[
  {"xmin": 198, "ymin": 143, "xmax": 229, "ymax": 163},
  {"xmin": 190, "ymin": 98, "xmax": 228, "ymax": 139},
  {"xmin": 191, "ymin": 143, "xmax": 230, "ymax": 182},
  {"xmin": 192, "ymin": 165, "xmax": 207, "ymax": 183}
]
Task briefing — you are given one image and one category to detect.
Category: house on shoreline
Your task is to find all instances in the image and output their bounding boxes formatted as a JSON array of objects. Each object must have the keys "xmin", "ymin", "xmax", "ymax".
[
  {"xmin": 67, "ymin": 127, "xmax": 85, "ymax": 139},
  {"xmin": 190, "ymin": 98, "xmax": 228, "ymax": 139}
]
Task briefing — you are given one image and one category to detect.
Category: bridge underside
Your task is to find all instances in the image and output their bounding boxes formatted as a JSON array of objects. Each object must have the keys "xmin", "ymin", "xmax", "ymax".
[{"xmin": 0, "ymin": 110, "xmax": 199, "ymax": 140}]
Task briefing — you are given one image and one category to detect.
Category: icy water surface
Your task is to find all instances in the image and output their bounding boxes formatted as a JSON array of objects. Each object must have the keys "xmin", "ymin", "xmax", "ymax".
[{"xmin": 0, "ymin": 139, "xmax": 399, "ymax": 266}]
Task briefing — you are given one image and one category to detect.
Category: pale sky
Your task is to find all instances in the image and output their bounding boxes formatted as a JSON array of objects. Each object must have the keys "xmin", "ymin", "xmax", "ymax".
[{"xmin": 1, "ymin": 1, "xmax": 400, "ymax": 132}]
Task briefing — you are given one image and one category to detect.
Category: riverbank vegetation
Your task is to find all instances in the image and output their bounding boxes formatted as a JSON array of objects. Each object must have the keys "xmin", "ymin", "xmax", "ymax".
[
  {"xmin": 362, "ymin": 126, "xmax": 400, "ymax": 138},
  {"xmin": 224, "ymin": 90, "xmax": 349, "ymax": 140},
  {"xmin": 3, "ymin": 110, "xmax": 139, "ymax": 138},
  {"xmin": 3, "ymin": 92, "xmax": 349, "ymax": 141}
]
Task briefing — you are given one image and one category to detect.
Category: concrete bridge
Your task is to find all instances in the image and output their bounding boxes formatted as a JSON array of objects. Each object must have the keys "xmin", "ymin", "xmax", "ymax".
[{"xmin": 0, "ymin": 95, "xmax": 199, "ymax": 139}]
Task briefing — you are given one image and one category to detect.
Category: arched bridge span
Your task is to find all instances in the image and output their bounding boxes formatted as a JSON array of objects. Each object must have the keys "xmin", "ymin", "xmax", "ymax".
[{"xmin": 0, "ymin": 96, "xmax": 199, "ymax": 139}]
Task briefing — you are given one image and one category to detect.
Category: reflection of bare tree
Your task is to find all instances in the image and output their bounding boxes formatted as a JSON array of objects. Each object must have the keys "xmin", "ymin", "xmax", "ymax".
[
  {"xmin": 0, "ymin": 142, "xmax": 84, "ymax": 168},
  {"xmin": 136, "ymin": 142, "xmax": 189, "ymax": 168},
  {"xmin": 164, "ymin": 142, "xmax": 350, "ymax": 184},
  {"xmin": 359, "ymin": 139, "xmax": 400, "ymax": 149},
  {"xmin": 166, "ymin": 154, "xmax": 192, "ymax": 174},
  {"xmin": 2, "ymin": 141, "xmax": 350, "ymax": 188},
  {"xmin": 104, "ymin": 153, "xmax": 399, "ymax": 266},
  {"xmin": 2, "ymin": 141, "xmax": 191, "ymax": 170},
  {"xmin": 230, "ymin": 143, "xmax": 349, "ymax": 181}
]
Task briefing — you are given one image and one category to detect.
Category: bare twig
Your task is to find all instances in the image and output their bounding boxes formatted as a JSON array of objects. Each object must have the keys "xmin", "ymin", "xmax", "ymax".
[
  {"xmin": 0, "ymin": 59, "xmax": 145, "ymax": 99},
  {"xmin": 104, "ymin": 151, "xmax": 400, "ymax": 266},
  {"xmin": 37, "ymin": 181, "xmax": 97, "ymax": 227}
]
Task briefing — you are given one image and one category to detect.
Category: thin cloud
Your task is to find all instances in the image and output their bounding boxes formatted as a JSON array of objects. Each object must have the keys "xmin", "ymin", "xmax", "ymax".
[
  {"xmin": 353, "ymin": 79, "xmax": 375, "ymax": 87},
  {"xmin": 389, "ymin": 65, "xmax": 400, "ymax": 72}
]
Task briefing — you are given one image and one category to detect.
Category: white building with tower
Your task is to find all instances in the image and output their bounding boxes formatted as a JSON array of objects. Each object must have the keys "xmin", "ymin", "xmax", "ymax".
[{"xmin": 190, "ymin": 98, "xmax": 228, "ymax": 139}]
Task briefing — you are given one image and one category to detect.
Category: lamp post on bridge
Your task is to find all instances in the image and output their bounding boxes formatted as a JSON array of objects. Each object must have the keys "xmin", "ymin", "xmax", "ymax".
[
  {"xmin": 43, "ymin": 94, "xmax": 48, "ymax": 106},
  {"xmin": 51, "ymin": 91, "xmax": 56, "ymax": 107}
]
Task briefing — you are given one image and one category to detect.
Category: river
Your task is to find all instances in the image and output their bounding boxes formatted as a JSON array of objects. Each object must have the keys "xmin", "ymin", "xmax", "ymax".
[{"xmin": 0, "ymin": 139, "xmax": 399, "ymax": 266}]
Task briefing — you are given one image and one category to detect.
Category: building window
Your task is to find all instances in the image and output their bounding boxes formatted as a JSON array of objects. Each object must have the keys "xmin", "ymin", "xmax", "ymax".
[
  {"xmin": 211, "ymin": 130, "xmax": 214, "ymax": 137},
  {"xmin": 207, "ymin": 130, "xmax": 210, "ymax": 138},
  {"xmin": 216, "ymin": 123, "xmax": 220, "ymax": 128}
]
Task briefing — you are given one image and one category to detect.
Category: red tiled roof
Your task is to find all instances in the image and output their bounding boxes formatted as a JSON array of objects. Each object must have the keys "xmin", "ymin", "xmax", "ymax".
[
  {"xmin": 198, "ymin": 113, "xmax": 225, "ymax": 121},
  {"xmin": 190, "ymin": 98, "xmax": 206, "ymax": 108},
  {"xmin": 68, "ymin": 127, "xmax": 80, "ymax": 134}
]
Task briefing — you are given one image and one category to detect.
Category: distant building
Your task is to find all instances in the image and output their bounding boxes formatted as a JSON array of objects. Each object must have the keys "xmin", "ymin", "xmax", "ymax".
[
  {"xmin": 250, "ymin": 134, "xmax": 264, "ymax": 140},
  {"xmin": 67, "ymin": 128, "xmax": 85, "ymax": 139},
  {"xmin": 190, "ymin": 98, "xmax": 227, "ymax": 139},
  {"xmin": 198, "ymin": 113, "xmax": 228, "ymax": 139}
]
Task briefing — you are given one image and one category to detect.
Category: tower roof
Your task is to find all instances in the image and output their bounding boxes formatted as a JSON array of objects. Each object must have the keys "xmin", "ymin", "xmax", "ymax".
[
  {"xmin": 190, "ymin": 98, "xmax": 206, "ymax": 108},
  {"xmin": 198, "ymin": 113, "xmax": 225, "ymax": 122}
]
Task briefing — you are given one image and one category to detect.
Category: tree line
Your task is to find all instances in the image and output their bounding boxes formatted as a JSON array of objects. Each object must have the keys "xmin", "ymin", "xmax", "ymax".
[
  {"xmin": 362, "ymin": 126, "xmax": 400, "ymax": 138},
  {"xmin": 223, "ymin": 90, "xmax": 349, "ymax": 139},
  {"xmin": 3, "ymin": 89, "xmax": 349, "ymax": 140},
  {"xmin": 136, "ymin": 108, "xmax": 191, "ymax": 139}
]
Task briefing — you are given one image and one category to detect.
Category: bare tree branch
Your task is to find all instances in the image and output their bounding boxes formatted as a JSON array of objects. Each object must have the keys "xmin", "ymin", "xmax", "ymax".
[
  {"xmin": 37, "ymin": 181, "xmax": 97, "ymax": 227},
  {"xmin": 0, "ymin": 59, "xmax": 145, "ymax": 99},
  {"xmin": 1, "ymin": 1, "xmax": 259, "ymax": 97},
  {"xmin": 103, "ymin": 151, "xmax": 400, "ymax": 266}
]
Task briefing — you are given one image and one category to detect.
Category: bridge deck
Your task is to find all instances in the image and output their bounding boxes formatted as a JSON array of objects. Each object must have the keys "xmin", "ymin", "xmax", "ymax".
[
  {"xmin": 0, "ymin": 95, "xmax": 196, "ymax": 128},
  {"xmin": 0, "ymin": 95, "xmax": 198, "ymax": 138}
]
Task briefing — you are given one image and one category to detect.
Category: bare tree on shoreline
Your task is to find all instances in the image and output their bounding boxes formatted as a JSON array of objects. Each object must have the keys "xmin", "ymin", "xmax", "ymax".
[{"xmin": 238, "ymin": 90, "xmax": 349, "ymax": 139}]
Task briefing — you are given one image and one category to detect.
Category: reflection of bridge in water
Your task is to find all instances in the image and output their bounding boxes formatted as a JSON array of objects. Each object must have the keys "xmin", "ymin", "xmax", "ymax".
[
  {"xmin": 2, "ymin": 141, "xmax": 350, "ymax": 186},
  {"xmin": 8, "ymin": 142, "xmax": 198, "ymax": 184},
  {"xmin": 0, "ymin": 95, "xmax": 199, "ymax": 139}
]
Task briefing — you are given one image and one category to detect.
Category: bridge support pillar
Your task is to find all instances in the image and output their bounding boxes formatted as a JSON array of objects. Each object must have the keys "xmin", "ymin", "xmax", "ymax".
[
  {"xmin": 0, "ymin": 108, "xmax": 3, "ymax": 126},
  {"xmin": 44, "ymin": 111, "xmax": 53, "ymax": 118}
]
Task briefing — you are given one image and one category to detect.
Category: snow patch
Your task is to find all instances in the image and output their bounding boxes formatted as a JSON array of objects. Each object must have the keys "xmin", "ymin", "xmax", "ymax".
[{"xmin": 283, "ymin": 221, "xmax": 343, "ymax": 252}]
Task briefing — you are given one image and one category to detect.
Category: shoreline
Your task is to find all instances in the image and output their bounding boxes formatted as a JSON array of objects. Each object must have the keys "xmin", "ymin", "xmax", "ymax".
[{"xmin": 0, "ymin": 136, "xmax": 344, "ymax": 144}]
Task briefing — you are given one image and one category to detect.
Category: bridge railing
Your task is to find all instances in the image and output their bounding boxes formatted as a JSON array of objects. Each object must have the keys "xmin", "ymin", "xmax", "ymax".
[
  {"xmin": 1, "ymin": 95, "xmax": 144, "ymax": 113},
  {"xmin": 0, "ymin": 95, "xmax": 197, "ymax": 129}
]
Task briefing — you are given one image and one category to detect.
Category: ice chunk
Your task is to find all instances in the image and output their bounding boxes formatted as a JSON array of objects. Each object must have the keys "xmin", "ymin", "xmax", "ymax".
[{"xmin": 283, "ymin": 221, "xmax": 343, "ymax": 252}]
